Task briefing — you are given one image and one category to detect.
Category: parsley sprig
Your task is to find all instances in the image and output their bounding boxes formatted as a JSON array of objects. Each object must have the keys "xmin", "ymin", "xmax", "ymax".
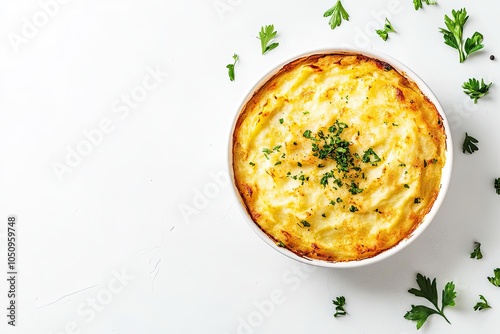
[
  {"xmin": 487, "ymin": 268, "xmax": 500, "ymax": 287},
  {"xmin": 462, "ymin": 132, "xmax": 478, "ymax": 154},
  {"xmin": 258, "ymin": 25, "xmax": 279, "ymax": 55},
  {"xmin": 332, "ymin": 296, "xmax": 347, "ymax": 317},
  {"xmin": 462, "ymin": 78, "xmax": 492, "ymax": 103},
  {"xmin": 470, "ymin": 242, "xmax": 483, "ymax": 260},
  {"xmin": 495, "ymin": 178, "xmax": 500, "ymax": 195},
  {"xmin": 226, "ymin": 53, "xmax": 239, "ymax": 81},
  {"xmin": 324, "ymin": 1, "xmax": 350, "ymax": 30},
  {"xmin": 413, "ymin": 0, "xmax": 437, "ymax": 11},
  {"xmin": 473, "ymin": 295, "xmax": 492, "ymax": 311},
  {"xmin": 404, "ymin": 273, "xmax": 456, "ymax": 329},
  {"xmin": 376, "ymin": 18, "xmax": 396, "ymax": 41},
  {"xmin": 439, "ymin": 8, "xmax": 484, "ymax": 63}
]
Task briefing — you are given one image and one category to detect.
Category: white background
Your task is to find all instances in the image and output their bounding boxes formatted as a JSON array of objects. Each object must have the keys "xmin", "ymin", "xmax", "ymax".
[{"xmin": 1, "ymin": 0, "xmax": 500, "ymax": 333}]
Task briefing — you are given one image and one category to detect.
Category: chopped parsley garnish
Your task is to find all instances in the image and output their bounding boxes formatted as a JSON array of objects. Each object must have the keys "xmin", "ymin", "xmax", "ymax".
[
  {"xmin": 320, "ymin": 170, "xmax": 335, "ymax": 188},
  {"xmin": 279, "ymin": 118, "xmax": 284, "ymax": 124},
  {"xmin": 277, "ymin": 241, "xmax": 286, "ymax": 248},
  {"xmin": 298, "ymin": 120, "xmax": 380, "ymax": 212},
  {"xmin": 299, "ymin": 220, "xmax": 311, "ymax": 228},
  {"xmin": 262, "ymin": 145, "xmax": 283, "ymax": 159},
  {"xmin": 274, "ymin": 161, "xmax": 282, "ymax": 166},
  {"xmin": 362, "ymin": 148, "xmax": 381, "ymax": 164},
  {"xmin": 414, "ymin": 197, "xmax": 422, "ymax": 204},
  {"xmin": 348, "ymin": 181, "xmax": 364, "ymax": 194},
  {"xmin": 404, "ymin": 184, "xmax": 410, "ymax": 189},
  {"xmin": 249, "ymin": 162, "xmax": 255, "ymax": 166},
  {"xmin": 333, "ymin": 178, "xmax": 343, "ymax": 188},
  {"xmin": 287, "ymin": 171, "xmax": 309, "ymax": 185},
  {"xmin": 297, "ymin": 162, "xmax": 303, "ymax": 167},
  {"xmin": 304, "ymin": 120, "xmax": 354, "ymax": 174}
]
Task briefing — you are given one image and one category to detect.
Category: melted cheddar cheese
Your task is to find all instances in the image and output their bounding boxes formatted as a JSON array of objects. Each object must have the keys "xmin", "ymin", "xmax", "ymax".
[{"xmin": 232, "ymin": 53, "xmax": 447, "ymax": 262}]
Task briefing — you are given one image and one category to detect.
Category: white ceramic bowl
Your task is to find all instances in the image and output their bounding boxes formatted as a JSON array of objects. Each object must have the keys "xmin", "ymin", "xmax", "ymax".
[{"xmin": 229, "ymin": 48, "xmax": 453, "ymax": 268}]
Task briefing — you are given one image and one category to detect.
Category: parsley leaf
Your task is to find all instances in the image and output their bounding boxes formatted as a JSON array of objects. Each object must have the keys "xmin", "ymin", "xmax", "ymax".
[
  {"xmin": 462, "ymin": 133, "xmax": 479, "ymax": 154},
  {"xmin": 332, "ymin": 296, "xmax": 347, "ymax": 317},
  {"xmin": 487, "ymin": 268, "xmax": 500, "ymax": 287},
  {"xmin": 462, "ymin": 78, "xmax": 492, "ymax": 103},
  {"xmin": 258, "ymin": 25, "xmax": 279, "ymax": 55},
  {"xmin": 413, "ymin": 0, "xmax": 437, "ymax": 11},
  {"xmin": 439, "ymin": 8, "xmax": 484, "ymax": 63},
  {"xmin": 470, "ymin": 242, "xmax": 483, "ymax": 260},
  {"xmin": 324, "ymin": 1, "xmax": 350, "ymax": 30},
  {"xmin": 376, "ymin": 18, "xmax": 396, "ymax": 41},
  {"xmin": 495, "ymin": 178, "xmax": 500, "ymax": 195},
  {"xmin": 404, "ymin": 273, "xmax": 455, "ymax": 329},
  {"xmin": 226, "ymin": 53, "xmax": 239, "ymax": 81},
  {"xmin": 404, "ymin": 305, "xmax": 438, "ymax": 329},
  {"xmin": 474, "ymin": 295, "xmax": 492, "ymax": 311}
]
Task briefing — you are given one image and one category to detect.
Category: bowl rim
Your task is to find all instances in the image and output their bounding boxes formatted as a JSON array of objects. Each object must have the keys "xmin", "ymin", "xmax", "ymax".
[{"xmin": 228, "ymin": 47, "xmax": 454, "ymax": 268}]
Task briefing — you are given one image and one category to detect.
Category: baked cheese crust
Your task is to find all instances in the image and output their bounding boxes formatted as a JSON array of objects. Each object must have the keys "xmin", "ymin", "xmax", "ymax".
[{"xmin": 232, "ymin": 53, "xmax": 447, "ymax": 262}]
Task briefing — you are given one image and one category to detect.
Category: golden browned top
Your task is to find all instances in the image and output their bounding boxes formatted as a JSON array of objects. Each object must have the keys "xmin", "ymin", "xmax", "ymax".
[{"xmin": 232, "ymin": 53, "xmax": 446, "ymax": 262}]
